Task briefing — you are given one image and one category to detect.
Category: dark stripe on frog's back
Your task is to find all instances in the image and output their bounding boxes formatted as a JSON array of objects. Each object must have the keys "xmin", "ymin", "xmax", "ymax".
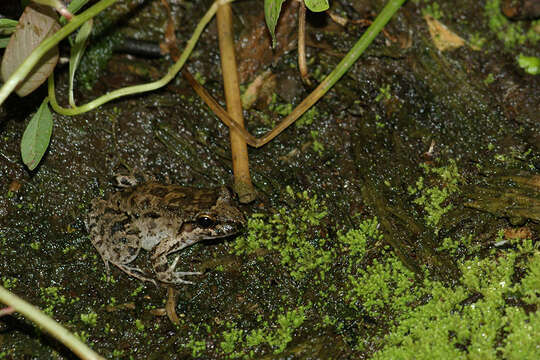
[
  {"xmin": 116, "ymin": 183, "xmax": 220, "ymax": 212},
  {"xmin": 163, "ymin": 186, "xmax": 219, "ymax": 210}
]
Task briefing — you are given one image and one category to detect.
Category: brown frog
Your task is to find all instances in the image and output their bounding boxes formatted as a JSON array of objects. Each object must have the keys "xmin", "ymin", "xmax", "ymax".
[{"xmin": 85, "ymin": 176, "xmax": 245, "ymax": 285}]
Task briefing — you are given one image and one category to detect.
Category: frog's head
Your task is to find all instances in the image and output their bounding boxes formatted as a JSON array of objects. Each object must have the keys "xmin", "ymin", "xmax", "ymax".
[{"xmin": 181, "ymin": 186, "xmax": 246, "ymax": 240}]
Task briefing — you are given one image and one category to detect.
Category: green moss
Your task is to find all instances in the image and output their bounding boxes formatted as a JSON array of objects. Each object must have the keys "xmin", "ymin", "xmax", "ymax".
[
  {"xmin": 185, "ymin": 338, "xmax": 206, "ymax": 357},
  {"xmin": 232, "ymin": 190, "xmax": 330, "ymax": 281},
  {"xmin": 182, "ymin": 184, "xmax": 540, "ymax": 358},
  {"xmin": 373, "ymin": 239, "xmax": 540, "ymax": 359},
  {"xmin": 310, "ymin": 130, "xmax": 325, "ymax": 156},
  {"xmin": 217, "ymin": 306, "xmax": 308, "ymax": 358},
  {"xmin": 220, "ymin": 327, "xmax": 244, "ymax": 356},
  {"xmin": 469, "ymin": 33, "xmax": 486, "ymax": 49},
  {"xmin": 40, "ymin": 286, "xmax": 68, "ymax": 316},
  {"xmin": 269, "ymin": 94, "xmax": 293, "ymax": 116},
  {"xmin": 295, "ymin": 106, "xmax": 320, "ymax": 128},
  {"xmin": 484, "ymin": 0, "xmax": 539, "ymax": 48},
  {"xmin": 375, "ymin": 84, "xmax": 392, "ymax": 102},
  {"xmin": 130, "ymin": 284, "xmax": 144, "ymax": 297},
  {"xmin": 408, "ymin": 160, "xmax": 460, "ymax": 232},
  {"xmin": 347, "ymin": 250, "xmax": 425, "ymax": 318},
  {"xmin": 76, "ymin": 33, "xmax": 120, "ymax": 90},
  {"xmin": 517, "ymin": 54, "xmax": 540, "ymax": 75}
]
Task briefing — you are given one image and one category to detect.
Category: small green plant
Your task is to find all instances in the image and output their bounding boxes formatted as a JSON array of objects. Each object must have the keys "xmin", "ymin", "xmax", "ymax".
[
  {"xmin": 517, "ymin": 54, "xmax": 540, "ymax": 75},
  {"xmin": 295, "ymin": 106, "xmax": 319, "ymax": 128},
  {"xmin": 469, "ymin": 32, "xmax": 486, "ymax": 49},
  {"xmin": 2, "ymin": 277, "xmax": 18, "ymax": 290},
  {"xmin": 130, "ymin": 284, "xmax": 144, "ymax": 297},
  {"xmin": 75, "ymin": 331, "xmax": 89, "ymax": 342},
  {"xmin": 484, "ymin": 73, "xmax": 495, "ymax": 85},
  {"xmin": 375, "ymin": 84, "xmax": 391, "ymax": 102},
  {"xmin": 216, "ymin": 306, "xmax": 308, "ymax": 357},
  {"xmin": 135, "ymin": 319, "xmax": 145, "ymax": 332},
  {"xmin": 269, "ymin": 94, "xmax": 293, "ymax": 116},
  {"xmin": 421, "ymin": 2, "xmax": 443, "ymax": 19},
  {"xmin": 40, "ymin": 286, "xmax": 67, "ymax": 316},
  {"xmin": 80, "ymin": 312, "xmax": 98, "ymax": 327},
  {"xmin": 310, "ymin": 130, "xmax": 325, "ymax": 156}
]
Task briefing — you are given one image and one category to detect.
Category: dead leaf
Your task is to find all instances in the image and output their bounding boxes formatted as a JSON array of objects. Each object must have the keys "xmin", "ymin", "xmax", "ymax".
[
  {"xmin": 1, "ymin": 4, "xmax": 60, "ymax": 97},
  {"xmin": 424, "ymin": 14, "xmax": 465, "ymax": 51},
  {"xmin": 503, "ymin": 227, "xmax": 533, "ymax": 240}
]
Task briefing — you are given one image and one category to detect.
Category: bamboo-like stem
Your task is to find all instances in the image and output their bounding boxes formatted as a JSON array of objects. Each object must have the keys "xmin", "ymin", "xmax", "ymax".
[
  {"xmin": 0, "ymin": 286, "xmax": 104, "ymax": 360},
  {"xmin": 216, "ymin": 1, "xmax": 255, "ymax": 202},
  {"xmin": 188, "ymin": 0, "xmax": 406, "ymax": 148},
  {"xmin": 298, "ymin": 0, "xmax": 310, "ymax": 85}
]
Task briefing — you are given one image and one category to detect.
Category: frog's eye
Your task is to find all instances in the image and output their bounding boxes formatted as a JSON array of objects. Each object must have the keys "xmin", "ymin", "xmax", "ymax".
[{"xmin": 196, "ymin": 215, "xmax": 215, "ymax": 228}]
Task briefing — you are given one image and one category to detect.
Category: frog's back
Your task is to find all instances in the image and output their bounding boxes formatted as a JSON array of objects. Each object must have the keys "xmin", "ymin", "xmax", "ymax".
[{"xmin": 112, "ymin": 183, "xmax": 222, "ymax": 216}]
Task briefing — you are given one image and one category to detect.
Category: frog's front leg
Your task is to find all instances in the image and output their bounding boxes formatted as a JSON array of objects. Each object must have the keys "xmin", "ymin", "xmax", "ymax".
[{"xmin": 150, "ymin": 241, "xmax": 202, "ymax": 284}]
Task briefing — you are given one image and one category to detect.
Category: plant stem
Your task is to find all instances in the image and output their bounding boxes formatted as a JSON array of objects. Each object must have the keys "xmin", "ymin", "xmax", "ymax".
[
  {"xmin": 0, "ymin": 0, "xmax": 118, "ymax": 107},
  {"xmin": 0, "ymin": 286, "xmax": 104, "ymax": 360},
  {"xmin": 216, "ymin": 0, "xmax": 255, "ymax": 202},
  {"xmin": 49, "ymin": 0, "xmax": 228, "ymax": 115},
  {"xmin": 185, "ymin": 0, "xmax": 406, "ymax": 148},
  {"xmin": 256, "ymin": 0, "xmax": 407, "ymax": 146},
  {"xmin": 298, "ymin": 0, "xmax": 310, "ymax": 85}
]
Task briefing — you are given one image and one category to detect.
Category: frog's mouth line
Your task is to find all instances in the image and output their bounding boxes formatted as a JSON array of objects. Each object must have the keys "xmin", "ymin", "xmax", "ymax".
[
  {"xmin": 201, "ymin": 228, "xmax": 243, "ymax": 240},
  {"xmin": 181, "ymin": 222, "xmax": 244, "ymax": 240}
]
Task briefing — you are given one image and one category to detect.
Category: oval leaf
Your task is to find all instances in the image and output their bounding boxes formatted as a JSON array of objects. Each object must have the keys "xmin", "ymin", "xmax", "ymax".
[
  {"xmin": 1, "ymin": 4, "xmax": 60, "ymax": 97},
  {"xmin": 21, "ymin": 98, "xmax": 53, "ymax": 170},
  {"xmin": 264, "ymin": 0, "xmax": 286, "ymax": 48},
  {"xmin": 304, "ymin": 0, "xmax": 329, "ymax": 12}
]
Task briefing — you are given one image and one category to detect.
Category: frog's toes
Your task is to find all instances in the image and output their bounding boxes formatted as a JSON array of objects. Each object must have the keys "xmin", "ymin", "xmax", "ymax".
[{"xmin": 157, "ymin": 271, "xmax": 203, "ymax": 285}]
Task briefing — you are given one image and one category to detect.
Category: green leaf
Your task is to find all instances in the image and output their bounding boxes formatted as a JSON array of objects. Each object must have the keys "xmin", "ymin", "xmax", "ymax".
[
  {"xmin": 66, "ymin": 0, "xmax": 91, "ymax": 14},
  {"xmin": 60, "ymin": 0, "xmax": 91, "ymax": 25},
  {"xmin": 0, "ymin": 38, "xmax": 10, "ymax": 48},
  {"xmin": 517, "ymin": 54, "xmax": 540, "ymax": 75},
  {"xmin": 21, "ymin": 98, "xmax": 53, "ymax": 170},
  {"xmin": 69, "ymin": 19, "xmax": 93, "ymax": 107},
  {"xmin": 264, "ymin": 0, "xmax": 285, "ymax": 48},
  {"xmin": 0, "ymin": 18, "xmax": 18, "ymax": 36},
  {"xmin": 304, "ymin": 0, "xmax": 329, "ymax": 12}
]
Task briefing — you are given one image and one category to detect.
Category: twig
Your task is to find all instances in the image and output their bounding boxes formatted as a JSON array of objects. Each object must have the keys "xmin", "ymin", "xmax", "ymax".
[
  {"xmin": 0, "ymin": 286, "xmax": 104, "ymax": 360},
  {"xmin": 165, "ymin": 286, "xmax": 180, "ymax": 325}
]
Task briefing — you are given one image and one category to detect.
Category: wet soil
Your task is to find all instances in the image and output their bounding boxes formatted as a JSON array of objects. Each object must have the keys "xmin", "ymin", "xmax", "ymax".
[{"xmin": 0, "ymin": 0, "xmax": 538, "ymax": 358}]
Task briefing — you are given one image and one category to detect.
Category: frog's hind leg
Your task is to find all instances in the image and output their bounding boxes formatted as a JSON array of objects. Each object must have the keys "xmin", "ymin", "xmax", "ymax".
[
  {"xmin": 151, "ymin": 246, "xmax": 203, "ymax": 285},
  {"xmin": 97, "ymin": 212, "xmax": 154, "ymax": 283},
  {"xmin": 113, "ymin": 263, "xmax": 157, "ymax": 286}
]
